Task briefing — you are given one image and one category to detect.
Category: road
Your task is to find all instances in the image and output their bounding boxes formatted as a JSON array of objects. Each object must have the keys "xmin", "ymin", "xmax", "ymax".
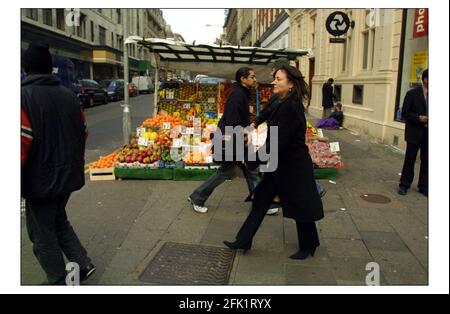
[{"xmin": 84, "ymin": 94, "xmax": 154, "ymax": 163}]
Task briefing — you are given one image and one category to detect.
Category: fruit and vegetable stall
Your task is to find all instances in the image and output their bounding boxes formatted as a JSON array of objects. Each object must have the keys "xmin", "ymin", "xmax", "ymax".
[{"xmin": 89, "ymin": 38, "xmax": 342, "ymax": 181}]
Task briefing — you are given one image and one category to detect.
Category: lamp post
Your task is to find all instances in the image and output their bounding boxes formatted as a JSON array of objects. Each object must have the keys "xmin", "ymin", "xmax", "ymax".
[{"xmin": 122, "ymin": 9, "xmax": 132, "ymax": 145}]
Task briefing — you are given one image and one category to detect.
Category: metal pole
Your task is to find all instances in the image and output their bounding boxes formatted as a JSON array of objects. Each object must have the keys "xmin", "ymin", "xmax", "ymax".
[
  {"xmin": 122, "ymin": 9, "xmax": 132, "ymax": 145},
  {"xmin": 153, "ymin": 65, "xmax": 159, "ymax": 117}
]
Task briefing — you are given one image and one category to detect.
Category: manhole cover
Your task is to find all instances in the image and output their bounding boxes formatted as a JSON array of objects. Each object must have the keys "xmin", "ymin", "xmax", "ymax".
[
  {"xmin": 360, "ymin": 194, "xmax": 391, "ymax": 204},
  {"xmin": 139, "ymin": 242, "xmax": 236, "ymax": 285}
]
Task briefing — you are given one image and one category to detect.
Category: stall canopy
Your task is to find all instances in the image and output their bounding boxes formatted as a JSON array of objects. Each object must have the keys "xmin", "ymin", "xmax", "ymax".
[{"xmin": 125, "ymin": 36, "xmax": 311, "ymax": 83}]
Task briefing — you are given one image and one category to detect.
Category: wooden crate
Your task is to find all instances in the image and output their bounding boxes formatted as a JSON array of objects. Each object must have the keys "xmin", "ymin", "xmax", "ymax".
[{"xmin": 89, "ymin": 167, "xmax": 116, "ymax": 181}]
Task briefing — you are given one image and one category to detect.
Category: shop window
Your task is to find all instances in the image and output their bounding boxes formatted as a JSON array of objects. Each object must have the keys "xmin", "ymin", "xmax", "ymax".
[
  {"xmin": 43, "ymin": 9, "xmax": 52, "ymax": 26},
  {"xmin": 56, "ymin": 9, "xmax": 65, "ymax": 31},
  {"xmin": 352, "ymin": 85, "xmax": 364, "ymax": 105},
  {"xmin": 394, "ymin": 9, "xmax": 428, "ymax": 122},
  {"xmin": 76, "ymin": 14, "xmax": 86, "ymax": 39},
  {"xmin": 25, "ymin": 9, "xmax": 38, "ymax": 21},
  {"xmin": 116, "ymin": 9, "xmax": 121, "ymax": 24}
]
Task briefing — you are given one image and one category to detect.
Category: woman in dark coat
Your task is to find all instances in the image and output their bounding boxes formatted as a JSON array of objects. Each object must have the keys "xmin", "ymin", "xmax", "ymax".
[{"xmin": 224, "ymin": 64, "xmax": 324, "ymax": 260}]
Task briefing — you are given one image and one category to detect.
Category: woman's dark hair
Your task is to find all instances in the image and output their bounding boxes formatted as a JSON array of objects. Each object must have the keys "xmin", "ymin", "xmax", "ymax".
[
  {"xmin": 235, "ymin": 67, "xmax": 254, "ymax": 83},
  {"xmin": 274, "ymin": 64, "xmax": 310, "ymax": 104}
]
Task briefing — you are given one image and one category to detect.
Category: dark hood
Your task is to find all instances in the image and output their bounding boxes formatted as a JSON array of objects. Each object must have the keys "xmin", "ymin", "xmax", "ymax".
[{"xmin": 21, "ymin": 74, "xmax": 61, "ymax": 87}]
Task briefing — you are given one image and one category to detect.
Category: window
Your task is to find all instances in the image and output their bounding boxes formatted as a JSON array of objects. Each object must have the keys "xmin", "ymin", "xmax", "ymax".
[
  {"xmin": 25, "ymin": 9, "xmax": 38, "ymax": 20},
  {"xmin": 91, "ymin": 21, "xmax": 95, "ymax": 42},
  {"xmin": 99, "ymin": 26, "xmax": 106, "ymax": 45},
  {"xmin": 362, "ymin": 10, "xmax": 376, "ymax": 70},
  {"xmin": 137, "ymin": 16, "xmax": 140, "ymax": 35},
  {"xmin": 111, "ymin": 32, "xmax": 114, "ymax": 48},
  {"xmin": 116, "ymin": 9, "xmax": 121, "ymax": 24},
  {"xmin": 334, "ymin": 85, "xmax": 342, "ymax": 102},
  {"xmin": 77, "ymin": 14, "xmax": 86, "ymax": 39},
  {"xmin": 352, "ymin": 85, "xmax": 364, "ymax": 104},
  {"xmin": 43, "ymin": 9, "xmax": 52, "ymax": 26},
  {"xmin": 56, "ymin": 9, "xmax": 65, "ymax": 31},
  {"xmin": 342, "ymin": 39, "xmax": 347, "ymax": 71},
  {"xmin": 362, "ymin": 31, "xmax": 369, "ymax": 69},
  {"xmin": 117, "ymin": 34, "xmax": 122, "ymax": 50}
]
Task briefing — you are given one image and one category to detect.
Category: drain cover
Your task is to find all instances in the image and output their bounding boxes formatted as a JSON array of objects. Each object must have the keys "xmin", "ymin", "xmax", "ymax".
[
  {"xmin": 360, "ymin": 194, "xmax": 391, "ymax": 204},
  {"xmin": 139, "ymin": 242, "xmax": 236, "ymax": 285}
]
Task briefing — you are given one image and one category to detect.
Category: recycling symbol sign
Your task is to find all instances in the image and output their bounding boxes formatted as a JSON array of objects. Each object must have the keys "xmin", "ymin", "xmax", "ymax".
[{"xmin": 326, "ymin": 11, "xmax": 351, "ymax": 37}]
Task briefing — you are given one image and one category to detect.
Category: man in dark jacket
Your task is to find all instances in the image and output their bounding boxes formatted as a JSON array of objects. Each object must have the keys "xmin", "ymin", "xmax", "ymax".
[
  {"xmin": 398, "ymin": 69, "xmax": 428, "ymax": 196},
  {"xmin": 322, "ymin": 78, "xmax": 336, "ymax": 118},
  {"xmin": 21, "ymin": 42, "xmax": 95, "ymax": 285},
  {"xmin": 188, "ymin": 67, "xmax": 258, "ymax": 213}
]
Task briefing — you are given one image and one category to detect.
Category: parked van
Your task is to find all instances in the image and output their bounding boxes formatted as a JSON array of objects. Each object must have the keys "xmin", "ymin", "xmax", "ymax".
[{"xmin": 132, "ymin": 76, "xmax": 154, "ymax": 94}]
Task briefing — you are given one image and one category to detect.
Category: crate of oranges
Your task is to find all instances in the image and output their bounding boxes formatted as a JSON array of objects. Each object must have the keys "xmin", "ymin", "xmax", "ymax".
[{"xmin": 89, "ymin": 151, "xmax": 120, "ymax": 181}]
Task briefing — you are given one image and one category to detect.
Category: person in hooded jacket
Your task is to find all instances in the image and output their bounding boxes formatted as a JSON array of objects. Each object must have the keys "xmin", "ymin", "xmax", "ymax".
[{"xmin": 21, "ymin": 42, "xmax": 95, "ymax": 285}]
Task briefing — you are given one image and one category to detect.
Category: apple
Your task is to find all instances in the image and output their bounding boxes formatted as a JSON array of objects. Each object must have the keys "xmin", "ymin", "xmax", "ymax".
[
  {"xmin": 137, "ymin": 156, "xmax": 144, "ymax": 163},
  {"xmin": 125, "ymin": 156, "xmax": 132, "ymax": 163}
]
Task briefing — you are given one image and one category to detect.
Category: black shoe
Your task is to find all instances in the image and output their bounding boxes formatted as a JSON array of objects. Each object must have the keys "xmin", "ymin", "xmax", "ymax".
[
  {"xmin": 319, "ymin": 189, "xmax": 327, "ymax": 198},
  {"xmin": 223, "ymin": 240, "xmax": 252, "ymax": 253},
  {"xmin": 80, "ymin": 264, "xmax": 96, "ymax": 282},
  {"xmin": 418, "ymin": 189, "xmax": 428, "ymax": 197},
  {"xmin": 398, "ymin": 187, "xmax": 408, "ymax": 195},
  {"xmin": 289, "ymin": 247, "xmax": 317, "ymax": 260}
]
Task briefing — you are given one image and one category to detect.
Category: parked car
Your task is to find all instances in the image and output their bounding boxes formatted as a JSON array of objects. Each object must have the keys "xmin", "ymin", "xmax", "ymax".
[
  {"xmin": 100, "ymin": 79, "xmax": 125, "ymax": 101},
  {"xmin": 74, "ymin": 79, "xmax": 108, "ymax": 107},
  {"xmin": 132, "ymin": 76, "xmax": 154, "ymax": 94},
  {"xmin": 129, "ymin": 82, "xmax": 139, "ymax": 97}
]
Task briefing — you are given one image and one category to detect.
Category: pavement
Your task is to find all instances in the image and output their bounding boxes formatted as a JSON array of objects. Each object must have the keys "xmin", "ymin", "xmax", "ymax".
[{"xmin": 20, "ymin": 102, "xmax": 428, "ymax": 286}]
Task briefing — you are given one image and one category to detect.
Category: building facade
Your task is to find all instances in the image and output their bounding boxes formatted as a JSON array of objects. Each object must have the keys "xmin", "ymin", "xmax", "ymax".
[
  {"xmin": 236, "ymin": 9, "xmax": 254, "ymax": 46},
  {"xmin": 224, "ymin": 9, "xmax": 238, "ymax": 45},
  {"xmin": 288, "ymin": 9, "xmax": 428, "ymax": 150},
  {"xmin": 253, "ymin": 9, "xmax": 289, "ymax": 49},
  {"xmin": 21, "ymin": 8, "xmax": 169, "ymax": 82}
]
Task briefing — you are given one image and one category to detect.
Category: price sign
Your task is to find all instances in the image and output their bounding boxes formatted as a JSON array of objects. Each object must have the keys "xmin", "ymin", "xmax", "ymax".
[
  {"xmin": 194, "ymin": 127, "xmax": 202, "ymax": 135},
  {"xmin": 163, "ymin": 122, "xmax": 171, "ymax": 130},
  {"xmin": 166, "ymin": 91, "xmax": 175, "ymax": 99},
  {"xmin": 172, "ymin": 139, "xmax": 182, "ymax": 148},
  {"xmin": 329, "ymin": 142, "xmax": 341, "ymax": 152},
  {"xmin": 183, "ymin": 103, "xmax": 191, "ymax": 109},
  {"xmin": 186, "ymin": 128, "xmax": 194, "ymax": 135},
  {"xmin": 208, "ymin": 97, "xmax": 216, "ymax": 103},
  {"xmin": 317, "ymin": 129, "xmax": 324, "ymax": 138},
  {"xmin": 218, "ymin": 113, "xmax": 223, "ymax": 119},
  {"xmin": 206, "ymin": 156, "xmax": 213, "ymax": 164},
  {"xmin": 136, "ymin": 127, "xmax": 146, "ymax": 137},
  {"xmin": 192, "ymin": 146, "xmax": 201, "ymax": 153},
  {"xmin": 138, "ymin": 137, "xmax": 149, "ymax": 147},
  {"xmin": 193, "ymin": 117, "xmax": 202, "ymax": 126}
]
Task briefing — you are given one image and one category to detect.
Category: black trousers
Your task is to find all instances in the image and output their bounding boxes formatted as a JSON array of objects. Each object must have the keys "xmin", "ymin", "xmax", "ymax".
[
  {"xmin": 235, "ymin": 175, "xmax": 320, "ymax": 251},
  {"xmin": 25, "ymin": 194, "xmax": 91, "ymax": 285},
  {"xmin": 400, "ymin": 133, "xmax": 428, "ymax": 191}
]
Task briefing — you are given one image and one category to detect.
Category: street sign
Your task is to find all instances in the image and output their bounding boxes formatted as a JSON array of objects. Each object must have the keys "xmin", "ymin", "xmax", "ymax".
[
  {"xmin": 330, "ymin": 38, "xmax": 346, "ymax": 44},
  {"xmin": 326, "ymin": 11, "xmax": 351, "ymax": 37}
]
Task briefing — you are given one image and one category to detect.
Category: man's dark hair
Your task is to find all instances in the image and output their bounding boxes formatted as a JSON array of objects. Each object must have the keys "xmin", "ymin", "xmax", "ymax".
[
  {"xmin": 235, "ymin": 67, "xmax": 254, "ymax": 84},
  {"xmin": 328, "ymin": 78, "xmax": 334, "ymax": 84},
  {"xmin": 422, "ymin": 69, "xmax": 428, "ymax": 82}
]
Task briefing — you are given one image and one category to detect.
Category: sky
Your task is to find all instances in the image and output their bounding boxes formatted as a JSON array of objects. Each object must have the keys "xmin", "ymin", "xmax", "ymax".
[{"xmin": 162, "ymin": 9, "xmax": 226, "ymax": 44}]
